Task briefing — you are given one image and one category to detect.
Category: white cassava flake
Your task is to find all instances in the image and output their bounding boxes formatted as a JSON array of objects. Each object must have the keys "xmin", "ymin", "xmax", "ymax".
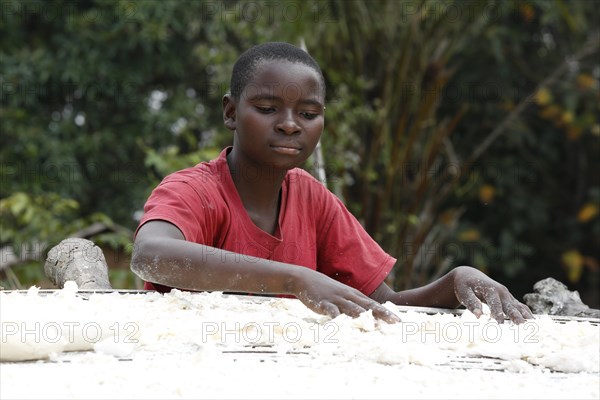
[{"xmin": 1, "ymin": 283, "xmax": 598, "ymax": 399}]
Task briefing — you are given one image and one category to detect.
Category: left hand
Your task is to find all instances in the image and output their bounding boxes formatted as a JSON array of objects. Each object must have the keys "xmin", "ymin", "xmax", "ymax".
[{"xmin": 452, "ymin": 266, "xmax": 534, "ymax": 324}]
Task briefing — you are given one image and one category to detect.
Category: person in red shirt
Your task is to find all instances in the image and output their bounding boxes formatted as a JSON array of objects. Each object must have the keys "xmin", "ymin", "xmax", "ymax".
[
  {"xmin": 131, "ymin": 42, "xmax": 533, "ymax": 324},
  {"xmin": 138, "ymin": 147, "xmax": 395, "ymax": 299}
]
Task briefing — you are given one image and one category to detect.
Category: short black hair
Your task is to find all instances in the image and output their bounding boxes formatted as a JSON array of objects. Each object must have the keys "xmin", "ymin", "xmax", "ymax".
[{"xmin": 229, "ymin": 42, "xmax": 326, "ymax": 99}]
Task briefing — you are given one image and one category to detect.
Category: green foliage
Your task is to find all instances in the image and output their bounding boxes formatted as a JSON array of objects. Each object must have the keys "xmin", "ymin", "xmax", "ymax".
[
  {"xmin": 1, "ymin": 0, "xmax": 598, "ymax": 306},
  {"xmin": 141, "ymin": 142, "xmax": 221, "ymax": 185},
  {"xmin": 439, "ymin": 0, "xmax": 600, "ymax": 299},
  {"xmin": 0, "ymin": 192, "xmax": 79, "ymax": 248}
]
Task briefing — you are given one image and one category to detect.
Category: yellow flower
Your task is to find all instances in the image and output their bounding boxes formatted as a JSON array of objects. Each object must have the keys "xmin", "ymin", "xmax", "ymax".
[
  {"xmin": 539, "ymin": 105, "xmax": 560, "ymax": 119},
  {"xmin": 576, "ymin": 74, "xmax": 597, "ymax": 91},
  {"xmin": 479, "ymin": 184, "xmax": 496, "ymax": 204},
  {"xmin": 561, "ymin": 111, "xmax": 574, "ymax": 125},
  {"xmin": 458, "ymin": 229, "xmax": 480, "ymax": 242},
  {"xmin": 562, "ymin": 250, "xmax": 583, "ymax": 283},
  {"xmin": 577, "ymin": 203, "xmax": 599, "ymax": 223},
  {"xmin": 534, "ymin": 88, "xmax": 552, "ymax": 106}
]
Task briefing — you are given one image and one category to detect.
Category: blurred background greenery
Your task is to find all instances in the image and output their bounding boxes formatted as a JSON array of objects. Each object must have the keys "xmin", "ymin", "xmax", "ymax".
[{"xmin": 1, "ymin": 0, "xmax": 598, "ymax": 307}]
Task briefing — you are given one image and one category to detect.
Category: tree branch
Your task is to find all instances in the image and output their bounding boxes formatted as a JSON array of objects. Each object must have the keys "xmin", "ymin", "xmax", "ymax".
[{"xmin": 467, "ymin": 31, "xmax": 600, "ymax": 164}]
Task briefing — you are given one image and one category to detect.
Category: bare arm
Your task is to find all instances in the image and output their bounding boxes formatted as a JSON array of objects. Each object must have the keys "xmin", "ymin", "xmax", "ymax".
[
  {"xmin": 369, "ymin": 266, "xmax": 534, "ymax": 324},
  {"xmin": 131, "ymin": 220, "xmax": 400, "ymax": 323},
  {"xmin": 132, "ymin": 220, "xmax": 300, "ymax": 295}
]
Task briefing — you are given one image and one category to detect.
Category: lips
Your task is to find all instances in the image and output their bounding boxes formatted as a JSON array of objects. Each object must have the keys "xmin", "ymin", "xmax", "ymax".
[{"xmin": 270, "ymin": 143, "xmax": 302, "ymax": 155}]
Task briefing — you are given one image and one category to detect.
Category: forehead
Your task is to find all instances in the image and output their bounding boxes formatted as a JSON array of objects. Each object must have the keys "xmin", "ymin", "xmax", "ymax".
[{"xmin": 242, "ymin": 60, "xmax": 324, "ymax": 103}]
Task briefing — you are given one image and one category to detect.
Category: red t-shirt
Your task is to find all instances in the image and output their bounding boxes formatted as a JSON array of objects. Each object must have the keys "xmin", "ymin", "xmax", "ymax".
[{"xmin": 136, "ymin": 147, "xmax": 396, "ymax": 296}]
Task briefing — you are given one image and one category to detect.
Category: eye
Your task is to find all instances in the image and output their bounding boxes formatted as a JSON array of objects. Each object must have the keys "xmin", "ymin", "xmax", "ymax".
[
  {"xmin": 256, "ymin": 106, "xmax": 276, "ymax": 113},
  {"xmin": 300, "ymin": 112, "xmax": 319, "ymax": 120}
]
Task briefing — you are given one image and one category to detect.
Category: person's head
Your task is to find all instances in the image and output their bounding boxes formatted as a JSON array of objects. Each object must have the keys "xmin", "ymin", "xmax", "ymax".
[
  {"xmin": 229, "ymin": 41, "xmax": 326, "ymax": 101},
  {"xmin": 223, "ymin": 42, "xmax": 326, "ymax": 171}
]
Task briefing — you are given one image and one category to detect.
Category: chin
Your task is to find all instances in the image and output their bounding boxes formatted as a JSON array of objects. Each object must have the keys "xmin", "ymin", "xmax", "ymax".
[
  {"xmin": 269, "ymin": 158, "xmax": 305, "ymax": 172},
  {"xmin": 273, "ymin": 161, "xmax": 301, "ymax": 171}
]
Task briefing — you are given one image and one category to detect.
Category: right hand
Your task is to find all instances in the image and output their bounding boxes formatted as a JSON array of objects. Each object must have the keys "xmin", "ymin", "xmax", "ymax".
[{"xmin": 294, "ymin": 269, "xmax": 401, "ymax": 324}]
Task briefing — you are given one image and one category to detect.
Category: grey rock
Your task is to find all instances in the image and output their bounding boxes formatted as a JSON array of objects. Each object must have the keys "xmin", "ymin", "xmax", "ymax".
[
  {"xmin": 44, "ymin": 238, "xmax": 112, "ymax": 290},
  {"xmin": 523, "ymin": 277, "xmax": 599, "ymax": 318}
]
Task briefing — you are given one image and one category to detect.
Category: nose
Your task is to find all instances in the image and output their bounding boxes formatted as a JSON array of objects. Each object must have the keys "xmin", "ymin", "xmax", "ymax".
[{"xmin": 276, "ymin": 111, "xmax": 301, "ymax": 135}]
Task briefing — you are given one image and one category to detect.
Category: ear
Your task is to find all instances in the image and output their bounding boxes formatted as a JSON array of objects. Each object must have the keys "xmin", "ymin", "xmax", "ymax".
[{"xmin": 223, "ymin": 94, "xmax": 236, "ymax": 131}]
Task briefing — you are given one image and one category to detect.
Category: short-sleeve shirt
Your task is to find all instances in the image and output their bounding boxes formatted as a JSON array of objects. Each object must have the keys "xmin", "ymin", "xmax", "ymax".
[{"xmin": 136, "ymin": 147, "xmax": 396, "ymax": 296}]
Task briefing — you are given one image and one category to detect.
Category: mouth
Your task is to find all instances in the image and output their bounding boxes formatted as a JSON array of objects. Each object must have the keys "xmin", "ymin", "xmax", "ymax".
[{"xmin": 270, "ymin": 144, "xmax": 302, "ymax": 155}]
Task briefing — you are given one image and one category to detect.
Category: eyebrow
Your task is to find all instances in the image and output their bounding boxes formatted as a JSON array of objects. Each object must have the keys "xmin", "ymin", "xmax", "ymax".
[{"xmin": 247, "ymin": 94, "xmax": 324, "ymax": 109}]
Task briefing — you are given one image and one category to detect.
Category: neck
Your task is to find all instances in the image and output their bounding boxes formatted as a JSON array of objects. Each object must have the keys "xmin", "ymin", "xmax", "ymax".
[{"xmin": 226, "ymin": 147, "xmax": 287, "ymax": 213}]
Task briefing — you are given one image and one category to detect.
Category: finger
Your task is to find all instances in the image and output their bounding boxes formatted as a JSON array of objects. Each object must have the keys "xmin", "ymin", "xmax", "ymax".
[
  {"xmin": 352, "ymin": 291, "xmax": 402, "ymax": 324},
  {"xmin": 501, "ymin": 294, "xmax": 535, "ymax": 324},
  {"xmin": 503, "ymin": 302, "xmax": 526, "ymax": 325},
  {"xmin": 517, "ymin": 302, "xmax": 535, "ymax": 319},
  {"xmin": 456, "ymin": 287, "xmax": 484, "ymax": 318},
  {"xmin": 350, "ymin": 295, "xmax": 401, "ymax": 323},
  {"xmin": 482, "ymin": 290, "xmax": 505, "ymax": 324},
  {"xmin": 515, "ymin": 299, "xmax": 535, "ymax": 319},
  {"xmin": 369, "ymin": 303, "xmax": 401, "ymax": 324},
  {"xmin": 317, "ymin": 301, "xmax": 341, "ymax": 319},
  {"xmin": 338, "ymin": 300, "xmax": 368, "ymax": 318}
]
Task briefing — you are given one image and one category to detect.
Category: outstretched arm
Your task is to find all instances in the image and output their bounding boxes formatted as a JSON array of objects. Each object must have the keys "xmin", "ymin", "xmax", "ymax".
[
  {"xmin": 131, "ymin": 220, "xmax": 400, "ymax": 323},
  {"xmin": 369, "ymin": 266, "xmax": 533, "ymax": 324}
]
